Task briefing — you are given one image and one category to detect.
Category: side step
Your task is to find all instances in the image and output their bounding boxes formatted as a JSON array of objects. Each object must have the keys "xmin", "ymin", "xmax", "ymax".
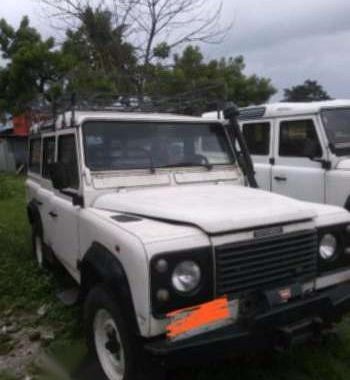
[{"xmin": 274, "ymin": 318, "xmax": 324, "ymax": 351}]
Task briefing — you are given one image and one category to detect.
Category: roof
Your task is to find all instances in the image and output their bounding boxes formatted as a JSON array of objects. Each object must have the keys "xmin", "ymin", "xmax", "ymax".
[
  {"xmin": 242, "ymin": 99, "xmax": 350, "ymax": 119},
  {"xmin": 202, "ymin": 99, "xmax": 350, "ymax": 121},
  {"xmin": 31, "ymin": 110, "xmax": 221, "ymax": 134},
  {"xmin": 71, "ymin": 110, "xmax": 212, "ymax": 124}
]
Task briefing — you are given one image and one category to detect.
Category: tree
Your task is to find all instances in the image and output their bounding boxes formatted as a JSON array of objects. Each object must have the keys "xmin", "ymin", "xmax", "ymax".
[
  {"xmin": 0, "ymin": 17, "xmax": 69, "ymax": 114},
  {"xmin": 145, "ymin": 46, "xmax": 277, "ymax": 112},
  {"xmin": 39, "ymin": 0, "xmax": 231, "ymax": 67},
  {"xmin": 283, "ymin": 80, "xmax": 331, "ymax": 102},
  {"xmin": 62, "ymin": 7, "xmax": 137, "ymax": 95},
  {"xmin": 0, "ymin": 16, "xmax": 277, "ymax": 116}
]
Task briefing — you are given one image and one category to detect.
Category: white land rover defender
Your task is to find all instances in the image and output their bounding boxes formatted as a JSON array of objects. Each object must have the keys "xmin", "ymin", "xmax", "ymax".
[
  {"xmin": 205, "ymin": 100, "xmax": 350, "ymax": 208},
  {"xmin": 26, "ymin": 103, "xmax": 350, "ymax": 380}
]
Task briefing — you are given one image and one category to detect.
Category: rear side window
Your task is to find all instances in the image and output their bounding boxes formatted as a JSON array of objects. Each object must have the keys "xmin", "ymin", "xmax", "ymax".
[
  {"xmin": 42, "ymin": 137, "xmax": 55, "ymax": 179},
  {"xmin": 29, "ymin": 138, "xmax": 41, "ymax": 174},
  {"xmin": 279, "ymin": 120, "xmax": 322, "ymax": 158},
  {"xmin": 242, "ymin": 122, "xmax": 270, "ymax": 155},
  {"xmin": 58, "ymin": 134, "xmax": 79, "ymax": 189}
]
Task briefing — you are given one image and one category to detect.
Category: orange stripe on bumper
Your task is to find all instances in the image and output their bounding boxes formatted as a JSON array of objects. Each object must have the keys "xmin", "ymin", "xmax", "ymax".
[{"xmin": 166, "ymin": 297, "xmax": 230, "ymax": 339}]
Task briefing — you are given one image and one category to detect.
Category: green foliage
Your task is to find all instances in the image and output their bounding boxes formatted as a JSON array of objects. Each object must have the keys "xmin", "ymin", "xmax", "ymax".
[
  {"xmin": 0, "ymin": 17, "xmax": 69, "ymax": 114},
  {"xmin": 0, "ymin": 12, "xmax": 276, "ymax": 114},
  {"xmin": 153, "ymin": 42, "xmax": 171, "ymax": 60},
  {"xmin": 0, "ymin": 176, "xmax": 78, "ymax": 329},
  {"xmin": 0, "ymin": 175, "xmax": 21, "ymax": 200},
  {"xmin": 283, "ymin": 80, "xmax": 332, "ymax": 102},
  {"xmin": 145, "ymin": 46, "xmax": 277, "ymax": 110},
  {"xmin": 0, "ymin": 372, "xmax": 18, "ymax": 380},
  {"xmin": 62, "ymin": 7, "xmax": 137, "ymax": 95}
]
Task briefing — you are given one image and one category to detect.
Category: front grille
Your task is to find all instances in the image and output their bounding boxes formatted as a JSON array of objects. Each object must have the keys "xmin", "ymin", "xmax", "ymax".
[{"xmin": 215, "ymin": 230, "xmax": 318, "ymax": 296}]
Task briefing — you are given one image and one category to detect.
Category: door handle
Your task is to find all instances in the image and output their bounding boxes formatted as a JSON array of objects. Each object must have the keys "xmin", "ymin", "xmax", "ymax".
[
  {"xmin": 49, "ymin": 211, "xmax": 58, "ymax": 218},
  {"xmin": 274, "ymin": 176, "xmax": 287, "ymax": 182}
]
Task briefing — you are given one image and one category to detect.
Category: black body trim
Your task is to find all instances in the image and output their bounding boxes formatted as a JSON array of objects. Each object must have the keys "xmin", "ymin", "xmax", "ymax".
[
  {"xmin": 27, "ymin": 200, "xmax": 43, "ymax": 235},
  {"xmin": 344, "ymin": 196, "xmax": 350, "ymax": 212},
  {"xmin": 318, "ymin": 224, "xmax": 350, "ymax": 274},
  {"xmin": 80, "ymin": 242, "xmax": 140, "ymax": 335},
  {"xmin": 144, "ymin": 282, "xmax": 350, "ymax": 360},
  {"xmin": 151, "ymin": 247, "xmax": 213, "ymax": 316},
  {"xmin": 224, "ymin": 103, "xmax": 259, "ymax": 189}
]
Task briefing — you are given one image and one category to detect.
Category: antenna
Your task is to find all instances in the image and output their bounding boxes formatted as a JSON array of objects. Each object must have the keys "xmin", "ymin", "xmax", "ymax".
[
  {"xmin": 70, "ymin": 93, "xmax": 76, "ymax": 127},
  {"xmin": 52, "ymin": 98, "xmax": 58, "ymax": 130}
]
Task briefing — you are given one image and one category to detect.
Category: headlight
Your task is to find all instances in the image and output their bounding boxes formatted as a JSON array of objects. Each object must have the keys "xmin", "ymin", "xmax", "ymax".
[
  {"xmin": 172, "ymin": 261, "xmax": 201, "ymax": 293},
  {"xmin": 319, "ymin": 234, "xmax": 337, "ymax": 260}
]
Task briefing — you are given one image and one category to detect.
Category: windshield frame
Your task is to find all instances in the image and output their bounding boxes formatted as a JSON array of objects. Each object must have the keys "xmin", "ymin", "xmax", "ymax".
[
  {"xmin": 81, "ymin": 118, "xmax": 237, "ymax": 173},
  {"xmin": 321, "ymin": 107, "xmax": 350, "ymax": 156}
]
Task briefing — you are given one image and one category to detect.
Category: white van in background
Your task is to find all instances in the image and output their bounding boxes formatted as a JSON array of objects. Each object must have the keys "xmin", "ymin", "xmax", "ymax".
[{"xmin": 204, "ymin": 100, "xmax": 350, "ymax": 209}]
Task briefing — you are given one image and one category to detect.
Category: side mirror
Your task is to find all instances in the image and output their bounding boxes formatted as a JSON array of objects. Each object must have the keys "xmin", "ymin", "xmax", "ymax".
[{"xmin": 49, "ymin": 163, "xmax": 69, "ymax": 190}]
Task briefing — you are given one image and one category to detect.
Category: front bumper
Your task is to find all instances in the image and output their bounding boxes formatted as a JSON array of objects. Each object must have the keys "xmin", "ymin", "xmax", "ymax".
[{"xmin": 144, "ymin": 282, "xmax": 350, "ymax": 359}]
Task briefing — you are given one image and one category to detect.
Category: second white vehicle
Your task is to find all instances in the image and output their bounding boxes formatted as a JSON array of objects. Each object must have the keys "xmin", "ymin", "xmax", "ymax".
[{"xmin": 204, "ymin": 100, "xmax": 350, "ymax": 208}]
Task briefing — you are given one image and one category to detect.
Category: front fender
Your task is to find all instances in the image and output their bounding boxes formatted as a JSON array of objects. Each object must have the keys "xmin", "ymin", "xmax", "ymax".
[{"xmin": 80, "ymin": 242, "xmax": 140, "ymax": 335}]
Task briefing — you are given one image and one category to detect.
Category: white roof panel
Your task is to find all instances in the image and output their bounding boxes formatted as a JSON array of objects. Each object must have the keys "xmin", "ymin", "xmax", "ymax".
[
  {"xmin": 202, "ymin": 99, "xmax": 350, "ymax": 121},
  {"xmin": 243, "ymin": 99, "xmax": 350, "ymax": 119},
  {"xmin": 31, "ymin": 111, "xmax": 222, "ymax": 134}
]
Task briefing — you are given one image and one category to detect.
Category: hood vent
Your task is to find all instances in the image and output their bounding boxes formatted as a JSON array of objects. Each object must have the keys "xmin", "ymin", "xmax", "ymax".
[{"xmin": 112, "ymin": 215, "xmax": 142, "ymax": 223}]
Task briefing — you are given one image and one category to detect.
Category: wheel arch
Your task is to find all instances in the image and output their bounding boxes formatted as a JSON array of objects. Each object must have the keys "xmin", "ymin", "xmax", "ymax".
[
  {"xmin": 80, "ymin": 242, "xmax": 140, "ymax": 336},
  {"xmin": 27, "ymin": 200, "xmax": 43, "ymax": 236},
  {"xmin": 344, "ymin": 195, "xmax": 350, "ymax": 212}
]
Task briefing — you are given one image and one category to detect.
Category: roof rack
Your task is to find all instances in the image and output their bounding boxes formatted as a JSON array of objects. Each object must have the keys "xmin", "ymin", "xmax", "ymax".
[{"xmin": 28, "ymin": 82, "xmax": 228, "ymax": 133}]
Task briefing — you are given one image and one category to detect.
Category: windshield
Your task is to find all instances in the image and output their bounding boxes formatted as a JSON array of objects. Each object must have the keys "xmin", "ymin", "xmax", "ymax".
[
  {"xmin": 321, "ymin": 108, "xmax": 350, "ymax": 155},
  {"xmin": 83, "ymin": 121, "xmax": 235, "ymax": 171}
]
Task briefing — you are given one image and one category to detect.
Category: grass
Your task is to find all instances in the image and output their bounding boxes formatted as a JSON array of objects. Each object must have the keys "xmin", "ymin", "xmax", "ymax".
[
  {"xmin": 0, "ymin": 174, "xmax": 83, "ymax": 379},
  {"xmin": 1, "ymin": 174, "xmax": 350, "ymax": 379},
  {"xmin": 0, "ymin": 175, "xmax": 78, "ymax": 326}
]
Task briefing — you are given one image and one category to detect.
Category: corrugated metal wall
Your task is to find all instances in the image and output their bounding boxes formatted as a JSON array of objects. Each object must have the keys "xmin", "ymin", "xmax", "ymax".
[{"xmin": 0, "ymin": 138, "xmax": 17, "ymax": 172}]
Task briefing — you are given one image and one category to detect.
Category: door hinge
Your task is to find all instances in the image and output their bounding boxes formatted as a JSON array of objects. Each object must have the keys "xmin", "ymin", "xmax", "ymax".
[{"xmin": 269, "ymin": 157, "xmax": 275, "ymax": 165}]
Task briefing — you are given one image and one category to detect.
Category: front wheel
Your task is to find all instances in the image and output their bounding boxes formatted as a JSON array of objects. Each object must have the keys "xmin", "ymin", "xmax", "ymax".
[{"xmin": 84, "ymin": 286, "xmax": 144, "ymax": 380}]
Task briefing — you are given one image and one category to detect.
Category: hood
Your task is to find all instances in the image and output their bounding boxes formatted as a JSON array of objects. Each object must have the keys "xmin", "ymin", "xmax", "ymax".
[
  {"xmin": 336, "ymin": 158, "xmax": 350, "ymax": 170},
  {"xmin": 93, "ymin": 185, "xmax": 316, "ymax": 235}
]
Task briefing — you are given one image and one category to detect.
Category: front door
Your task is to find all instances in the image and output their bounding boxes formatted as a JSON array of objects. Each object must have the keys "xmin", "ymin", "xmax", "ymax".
[
  {"xmin": 272, "ymin": 117, "xmax": 326, "ymax": 203},
  {"xmin": 242, "ymin": 120, "xmax": 273, "ymax": 191},
  {"xmin": 48, "ymin": 132, "xmax": 81, "ymax": 278},
  {"xmin": 38, "ymin": 135, "xmax": 56, "ymax": 246}
]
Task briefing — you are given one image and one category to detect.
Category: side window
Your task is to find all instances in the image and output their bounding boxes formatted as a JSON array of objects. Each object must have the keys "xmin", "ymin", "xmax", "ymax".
[
  {"xmin": 42, "ymin": 137, "xmax": 55, "ymax": 179},
  {"xmin": 242, "ymin": 122, "xmax": 270, "ymax": 156},
  {"xmin": 58, "ymin": 134, "xmax": 79, "ymax": 189},
  {"xmin": 279, "ymin": 120, "xmax": 322, "ymax": 158},
  {"xmin": 29, "ymin": 138, "xmax": 41, "ymax": 174}
]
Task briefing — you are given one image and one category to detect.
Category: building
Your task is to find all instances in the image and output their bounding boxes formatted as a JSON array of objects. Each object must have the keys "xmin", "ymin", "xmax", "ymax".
[{"xmin": 0, "ymin": 114, "xmax": 30, "ymax": 173}]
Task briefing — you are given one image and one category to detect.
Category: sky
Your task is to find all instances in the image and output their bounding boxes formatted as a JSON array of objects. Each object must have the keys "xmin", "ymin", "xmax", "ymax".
[{"xmin": 1, "ymin": 0, "xmax": 350, "ymax": 101}]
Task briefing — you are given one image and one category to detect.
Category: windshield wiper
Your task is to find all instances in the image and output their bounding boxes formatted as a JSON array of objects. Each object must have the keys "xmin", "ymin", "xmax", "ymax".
[{"xmin": 160, "ymin": 162, "xmax": 213, "ymax": 170}]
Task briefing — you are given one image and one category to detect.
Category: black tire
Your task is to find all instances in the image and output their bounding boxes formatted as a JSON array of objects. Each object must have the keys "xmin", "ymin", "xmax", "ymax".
[
  {"xmin": 84, "ymin": 285, "xmax": 151, "ymax": 380},
  {"xmin": 32, "ymin": 224, "xmax": 48, "ymax": 270}
]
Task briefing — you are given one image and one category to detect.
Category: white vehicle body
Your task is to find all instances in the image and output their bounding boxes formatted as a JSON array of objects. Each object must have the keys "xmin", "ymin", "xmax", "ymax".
[
  {"xmin": 25, "ymin": 108, "xmax": 350, "ymax": 378},
  {"xmin": 203, "ymin": 100, "xmax": 350, "ymax": 208}
]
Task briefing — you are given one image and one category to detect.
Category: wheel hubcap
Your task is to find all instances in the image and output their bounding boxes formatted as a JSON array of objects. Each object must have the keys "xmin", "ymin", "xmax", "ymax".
[
  {"xmin": 94, "ymin": 310, "xmax": 125, "ymax": 380},
  {"xmin": 105, "ymin": 326, "xmax": 121, "ymax": 356}
]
